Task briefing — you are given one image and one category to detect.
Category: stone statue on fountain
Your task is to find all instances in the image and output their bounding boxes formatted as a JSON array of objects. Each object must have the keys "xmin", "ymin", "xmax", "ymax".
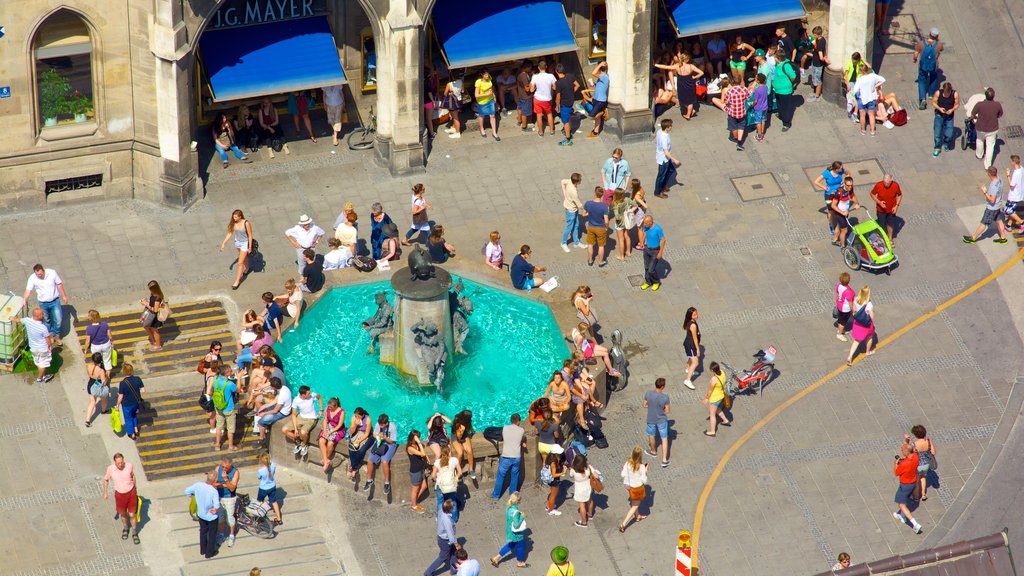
[{"xmin": 362, "ymin": 292, "xmax": 394, "ymax": 354}]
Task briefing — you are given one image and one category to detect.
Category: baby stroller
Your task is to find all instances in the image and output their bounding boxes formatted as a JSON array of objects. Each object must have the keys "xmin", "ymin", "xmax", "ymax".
[
  {"xmin": 841, "ymin": 207, "xmax": 898, "ymax": 274},
  {"xmin": 961, "ymin": 117, "xmax": 977, "ymax": 150},
  {"xmin": 234, "ymin": 493, "xmax": 276, "ymax": 539}
]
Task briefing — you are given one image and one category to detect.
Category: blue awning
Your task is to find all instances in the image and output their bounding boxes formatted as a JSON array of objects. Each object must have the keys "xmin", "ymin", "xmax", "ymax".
[
  {"xmin": 668, "ymin": 0, "xmax": 806, "ymax": 38},
  {"xmin": 199, "ymin": 17, "xmax": 346, "ymax": 102},
  {"xmin": 432, "ymin": 0, "xmax": 576, "ymax": 69}
]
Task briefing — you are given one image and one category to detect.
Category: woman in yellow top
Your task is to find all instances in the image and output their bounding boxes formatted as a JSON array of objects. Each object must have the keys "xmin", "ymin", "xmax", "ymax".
[
  {"xmin": 702, "ymin": 361, "xmax": 731, "ymax": 437},
  {"xmin": 474, "ymin": 71, "xmax": 500, "ymax": 141}
]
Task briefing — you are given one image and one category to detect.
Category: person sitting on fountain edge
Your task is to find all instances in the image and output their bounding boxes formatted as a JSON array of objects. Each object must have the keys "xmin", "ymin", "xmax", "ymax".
[{"xmin": 510, "ymin": 245, "xmax": 546, "ymax": 291}]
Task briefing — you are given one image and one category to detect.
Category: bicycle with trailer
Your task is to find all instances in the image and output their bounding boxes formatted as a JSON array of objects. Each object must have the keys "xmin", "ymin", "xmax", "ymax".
[
  {"xmin": 721, "ymin": 345, "xmax": 777, "ymax": 398},
  {"xmin": 840, "ymin": 206, "xmax": 898, "ymax": 274}
]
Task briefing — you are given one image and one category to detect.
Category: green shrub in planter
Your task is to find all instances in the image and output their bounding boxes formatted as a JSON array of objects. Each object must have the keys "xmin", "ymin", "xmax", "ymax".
[{"xmin": 39, "ymin": 68, "xmax": 71, "ymax": 121}]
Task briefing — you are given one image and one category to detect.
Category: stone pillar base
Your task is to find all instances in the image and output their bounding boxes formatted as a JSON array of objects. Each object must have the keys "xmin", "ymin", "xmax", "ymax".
[
  {"xmin": 823, "ymin": 66, "xmax": 846, "ymax": 107},
  {"xmin": 158, "ymin": 157, "xmax": 199, "ymax": 211},
  {"xmin": 606, "ymin": 104, "xmax": 654, "ymax": 143},
  {"xmin": 374, "ymin": 135, "xmax": 426, "ymax": 175}
]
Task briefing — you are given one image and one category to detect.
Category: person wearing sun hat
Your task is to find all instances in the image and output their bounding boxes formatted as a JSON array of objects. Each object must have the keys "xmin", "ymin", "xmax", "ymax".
[
  {"xmin": 379, "ymin": 222, "xmax": 401, "ymax": 261},
  {"xmin": 546, "ymin": 546, "xmax": 574, "ymax": 576},
  {"xmin": 285, "ymin": 214, "xmax": 325, "ymax": 274}
]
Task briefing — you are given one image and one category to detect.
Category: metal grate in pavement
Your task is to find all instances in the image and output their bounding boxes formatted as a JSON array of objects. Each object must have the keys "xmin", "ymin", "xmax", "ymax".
[
  {"xmin": 627, "ymin": 274, "xmax": 645, "ymax": 287},
  {"xmin": 1004, "ymin": 125, "xmax": 1023, "ymax": 139}
]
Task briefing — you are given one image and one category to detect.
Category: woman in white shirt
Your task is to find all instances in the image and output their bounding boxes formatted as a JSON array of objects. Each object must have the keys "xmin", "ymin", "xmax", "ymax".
[
  {"xmin": 618, "ymin": 446, "xmax": 649, "ymax": 532},
  {"xmin": 485, "ymin": 230, "xmax": 503, "ymax": 270},
  {"xmin": 568, "ymin": 454, "xmax": 597, "ymax": 527},
  {"xmin": 323, "ymin": 238, "xmax": 353, "ymax": 271},
  {"xmin": 276, "ymin": 279, "xmax": 303, "ymax": 329},
  {"xmin": 853, "ymin": 63, "xmax": 885, "ymax": 136}
]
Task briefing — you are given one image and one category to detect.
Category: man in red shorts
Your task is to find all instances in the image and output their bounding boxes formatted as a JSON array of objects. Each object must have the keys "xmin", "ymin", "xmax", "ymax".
[
  {"xmin": 103, "ymin": 453, "xmax": 140, "ymax": 544},
  {"xmin": 530, "ymin": 61, "xmax": 558, "ymax": 137}
]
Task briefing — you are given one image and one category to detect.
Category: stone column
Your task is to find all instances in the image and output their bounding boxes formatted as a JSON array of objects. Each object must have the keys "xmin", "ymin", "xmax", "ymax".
[
  {"xmin": 373, "ymin": 13, "xmax": 426, "ymax": 174},
  {"xmin": 823, "ymin": 0, "xmax": 874, "ymax": 104},
  {"xmin": 151, "ymin": 0, "xmax": 199, "ymax": 209},
  {"xmin": 603, "ymin": 0, "xmax": 654, "ymax": 141}
]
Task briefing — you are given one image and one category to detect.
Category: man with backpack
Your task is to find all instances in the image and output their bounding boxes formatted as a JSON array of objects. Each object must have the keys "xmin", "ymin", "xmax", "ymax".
[
  {"xmin": 914, "ymin": 29, "xmax": 943, "ymax": 110},
  {"xmin": 210, "ymin": 365, "xmax": 239, "ymax": 452},
  {"xmin": 772, "ymin": 51, "xmax": 798, "ymax": 132}
]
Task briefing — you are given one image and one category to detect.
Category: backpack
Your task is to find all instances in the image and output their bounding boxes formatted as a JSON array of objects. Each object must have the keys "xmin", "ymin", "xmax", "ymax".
[
  {"xmin": 540, "ymin": 464, "xmax": 554, "ymax": 485},
  {"xmin": 563, "ymin": 440, "xmax": 587, "ymax": 469},
  {"xmin": 353, "ymin": 255, "xmax": 377, "ymax": 272},
  {"xmin": 889, "ymin": 109, "xmax": 908, "ymax": 127},
  {"xmin": 211, "ymin": 377, "xmax": 229, "ymax": 411},
  {"xmin": 919, "ymin": 41, "xmax": 937, "ymax": 72}
]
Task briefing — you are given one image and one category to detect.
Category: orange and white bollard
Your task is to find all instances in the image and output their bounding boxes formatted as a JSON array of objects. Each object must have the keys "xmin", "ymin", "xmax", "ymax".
[{"xmin": 676, "ymin": 531, "xmax": 693, "ymax": 576}]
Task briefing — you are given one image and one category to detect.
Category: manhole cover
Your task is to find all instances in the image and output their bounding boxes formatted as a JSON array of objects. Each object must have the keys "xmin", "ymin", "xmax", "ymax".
[
  {"xmin": 800, "ymin": 246, "xmax": 811, "ymax": 256},
  {"xmin": 1005, "ymin": 125, "xmax": 1023, "ymax": 139},
  {"xmin": 732, "ymin": 173, "xmax": 784, "ymax": 201},
  {"xmin": 627, "ymin": 275, "xmax": 645, "ymax": 287},
  {"xmin": 804, "ymin": 159, "xmax": 885, "ymax": 191}
]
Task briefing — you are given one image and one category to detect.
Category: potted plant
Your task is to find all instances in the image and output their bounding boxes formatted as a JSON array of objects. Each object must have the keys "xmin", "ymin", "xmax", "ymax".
[
  {"xmin": 68, "ymin": 90, "xmax": 92, "ymax": 122},
  {"xmin": 39, "ymin": 68, "xmax": 70, "ymax": 127}
]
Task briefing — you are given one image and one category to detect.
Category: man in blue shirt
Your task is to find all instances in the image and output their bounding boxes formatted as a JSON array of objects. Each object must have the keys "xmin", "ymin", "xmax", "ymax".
[
  {"xmin": 259, "ymin": 292, "xmax": 284, "ymax": 343},
  {"xmin": 509, "ymin": 245, "xmax": 546, "ymax": 291},
  {"xmin": 424, "ymin": 499, "xmax": 460, "ymax": 576},
  {"xmin": 184, "ymin": 473, "xmax": 221, "ymax": 558},
  {"xmin": 583, "ymin": 187, "xmax": 610, "ymax": 267},
  {"xmin": 211, "ymin": 365, "xmax": 239, "ymax": 452},
  {"xmin": 587, "ymin": 61, "xmax": 609, "ymax": 137},
  {"xmin": 638, "ymin": 215, "xmax": 667, "ymax": 291}
]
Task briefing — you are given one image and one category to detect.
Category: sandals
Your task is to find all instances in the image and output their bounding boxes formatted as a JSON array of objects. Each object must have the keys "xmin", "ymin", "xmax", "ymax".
[
  {"xmin": 637, "ymin": 515, "xmax": 647, "ymax": 522},
  {"xmin": 132, "ymin": 533, "xmax": 141, "ymax": 545},
  {"xmin": 704, "ymin": 431, "xmax": 716, "ymax": 437},
  {"xmin": 121, "ymin": 527, "xmax": 130, "ymax": 540},
  {"xmin": 491, "ymin": 558, "xmax": 500, "ymax": 568},
  {"xmin": 618, "ymin": 524, "xmax": 626, "ymax": 533}
]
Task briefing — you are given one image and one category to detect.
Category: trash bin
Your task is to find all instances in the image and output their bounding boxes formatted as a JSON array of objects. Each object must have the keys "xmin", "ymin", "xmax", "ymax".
[{"xmin": 0, "ymin": 294, "xmax": 26, "ymax": 371}]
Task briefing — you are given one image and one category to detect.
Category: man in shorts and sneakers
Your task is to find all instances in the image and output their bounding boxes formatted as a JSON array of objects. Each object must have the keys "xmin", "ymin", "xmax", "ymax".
[
  {"xmin": 587, "ymin": 61, "xmax": 609, "ymax": 137},
  {"xmin": 516, "ymin": 63, "xmax": 534, "ymax": 131},
  {"xmin": 103, "ymin": 453, "xmax": 140, "ymax": 544},
  {"xmin": 870, "ymin": 174, "xmax": 903, "ymax": 244},
  {"xmin": 10, "ymin": 308, "xmax": 53, "ymax": 382},
  {"xmin": 213, "ymin": 457, "xmax": 240, "ymax": 547},
  {"xmin": 283, "ymin": 385, "xmax": 322, "ymax": 457},
  {"xmin": 530, "ymin": 61, "xmax": 558, "ymax": 137},
  {"xmin": 642, "ymin": 378, "xmax": 671, "ymax": 467},
  {"xmin": 210, "ymin": 364, "xmax": 239, "ymax": 451},
  {"xmin": 963, "ymin": 166, "xmax": 1008, "ymax": 244},
  {"xmin": 364, "ymin": 413, "xmax": 398, "ymax": 494},
  {"xmin": 1004, "ymin": 155, "xmax": 1023, "ymax": 232},
  {"xmin": 893, "ymin": 443, "xmax": 923, "ymax": 533},
  {"xmin": 555, "ymin": 64, "xmax": 580, "ymax": 146},
  {"xmin": 808, "ymin": 26, "xmax": 829, "ymax": 101}
]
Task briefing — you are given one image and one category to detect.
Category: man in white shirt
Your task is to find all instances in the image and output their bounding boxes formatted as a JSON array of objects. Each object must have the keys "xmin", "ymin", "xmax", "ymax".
[
  {"xmin": 1004, "ymin": 155, "xmax": 1023, "ymax": 232},
  {"xmin": 284, "ymin": 214, "xmax": 325, "ymax": 274},
  {"xmin": 255, "ymin": 377, "xmax": 293, "ymax": 446},
  {"xmin": 852, "ymin": 64, "xmax": 885, "ymax": 136},
  {"xmin": 23, "ymin": 264, "xmax": 68, "ymax": 345},
  {"xmin": 10, "ymin": 307, "xmax": 53, "ymax": 382},
  {"xmin": 653, "ymin": 119, "xmax": 681, "ymax": 198},
  {"xmin": 529, "ymin": 61, "xmax": 558, "ymax": 137},
  {"xmin": 282, "ymin": 385, "xmax": 322, "ymax": 457},
  {"xmin": 321, "ymin": 84, "xmax": 345, "ymax": 146},
  {"xmin": 323, "ymin": 238, "xmax": 354, "ymax": 270}
]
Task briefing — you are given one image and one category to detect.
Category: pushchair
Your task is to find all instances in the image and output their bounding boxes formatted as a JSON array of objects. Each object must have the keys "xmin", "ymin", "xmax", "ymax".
[
  {"xmin": 961, "ymin": 117, "xmax": 976, "ymax": 150},
  {"xmin": 841, "ymin": 207, "xmax": 898, "ymax": 274}
]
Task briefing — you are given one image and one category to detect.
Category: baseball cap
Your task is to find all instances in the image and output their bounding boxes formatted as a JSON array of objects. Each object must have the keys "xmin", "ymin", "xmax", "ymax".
[
  {"xmin": 929, "ymin": 28, "xmax": 940, "ymax": 38},
  {"xmin": 754, "ymin": 49, "xmax": 766, "ymax": 58}
]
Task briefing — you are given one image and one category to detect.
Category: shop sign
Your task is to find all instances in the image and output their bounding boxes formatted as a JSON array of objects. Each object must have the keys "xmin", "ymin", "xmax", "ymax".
[
  {"xmin": 0, "ymin": 87, "xmax": 10, "ymax": 99},
  {"xmin": 209, "ymin": 0, "xmax": 326, "ymax": 30}
]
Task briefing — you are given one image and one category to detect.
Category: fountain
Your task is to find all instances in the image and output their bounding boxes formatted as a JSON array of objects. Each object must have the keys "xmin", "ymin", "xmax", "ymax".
[{"xmin": 276, "ymin": 249, "xmax": 568, "ymax": 430}]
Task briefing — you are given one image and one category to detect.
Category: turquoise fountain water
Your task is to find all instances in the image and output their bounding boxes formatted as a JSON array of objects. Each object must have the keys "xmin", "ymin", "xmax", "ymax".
[{"xmin": 275, "ymin": 277, "xmax": 568, "ymax": 433}]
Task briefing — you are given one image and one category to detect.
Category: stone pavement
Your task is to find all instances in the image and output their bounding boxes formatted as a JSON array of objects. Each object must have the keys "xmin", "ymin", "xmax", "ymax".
[{"xmin": 2, "ymin": 0, "xmax": 1024, "ymax": 573}]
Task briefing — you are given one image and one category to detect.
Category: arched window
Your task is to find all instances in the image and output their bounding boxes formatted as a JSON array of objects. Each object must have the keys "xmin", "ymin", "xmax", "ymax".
[{"xmin": 34, "ymin": 10, "xmax": 94, "ymax": 129}]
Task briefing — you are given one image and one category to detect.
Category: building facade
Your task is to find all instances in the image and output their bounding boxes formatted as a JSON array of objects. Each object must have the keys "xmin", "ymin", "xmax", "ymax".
[{"xmin": 0, "ymin": 0, "xmax": 868, "ymax": 211}]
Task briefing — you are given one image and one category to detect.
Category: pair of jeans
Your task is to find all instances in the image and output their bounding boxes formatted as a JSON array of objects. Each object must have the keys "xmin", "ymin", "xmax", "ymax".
[
  {"xmin": 349, "ymin": 437, "xmax": 374, "ymax": 473},
  {"xmin": 198, "ymin": 516, "xmax": 219, "ymax": 557},
  {"xmin": 215, "ymin": 142, "xmax": 246, "ymax": 162},
  {"xmin": 405, "ymin": 227, "xmax": 429, "ymax": 244},
  {"xmin": 654, "ymin": 161, "xmax": 677, "ymax": 195},
  {"xmin": 423, "ymin": 536, "xmax": 456, "ymax": 576},
  {"xmin": 492, "ymin": 456, "xmax": 520, "ymax": 499},
  {"xmin": 435, "ymin": 485, "xmax": 460, "ymax": 523},
  {"xmin": 498, "ymin": 539, "xmax": 526, "ymax": 562},
  {"xmin": 643, "ymin": 248, "xmax": 661, "ymax": 285},
  {"xmin": 122, "ymin": 404, "xmax": 140, "ymax": 437},
  {"xmin": 38, "ymin": 298, "xmax": 62, "ymax": 339},
  {"xmin": 976, "ymin": 130, "xmax": 998, "ymax": 168},
  {"xmin": 562, "ymin": 210, "xmax": 581, "ymax": 245},
  {"xmin": 775, "ymin": 92, "xmax": 795, "ymax": 127},
  {"xmin": 917, "ymin": 68, "xmax": 938, "ymax": 102},
  {"xmin": 933, "ymin": 113, "xmax": 954, "ymax": 150}
]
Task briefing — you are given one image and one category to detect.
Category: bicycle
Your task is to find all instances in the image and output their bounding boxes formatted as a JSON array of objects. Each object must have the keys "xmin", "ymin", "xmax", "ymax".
[
  {"xmin": 347, "ymin": 106, "xmax": 377, "ymax": 150},
  {"xmin": 233, "ymin": 493, "xmax": 276, "ymax": 539},
  {"xmin": 721, "ymin": 346, "xmax": 777, "ymax": 398}
]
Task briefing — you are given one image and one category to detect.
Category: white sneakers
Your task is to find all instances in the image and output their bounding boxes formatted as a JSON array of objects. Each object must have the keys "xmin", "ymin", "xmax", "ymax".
[
  {"xmin": 683, "ymin": 380, "xmax": 695, "ymax": 390},
  {"xmin": 836, "ymin": 333, "xmax": 848, "ymax": 342},
  {"xmin": 548, "ymin": 509, "xmax": 562, "ymax": 516},
  {"xmin": 561, "ymin": 244, "xmax": 571, "ymax": 253},
  {"xmin": 449, "ymin": 132, "xmax": 461, "ymax": 139},
  {"xmin": 575, "ymin": 242, "xmax": 588, "ymax": 249}
]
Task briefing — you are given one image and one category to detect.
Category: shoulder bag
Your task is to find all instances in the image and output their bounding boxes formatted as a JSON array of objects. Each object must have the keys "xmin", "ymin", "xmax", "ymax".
[
  {"xmin": 157, "ymin": 301, "xmax": 172, "ymax": 323},
  {"xmin": 589, "ymin": 468, "xmax": 604, "ymax": 493},
  {"xmin": 852, "ymin": 304, "xmax": 871, "ymax": 327},
  {"xmin": 510, "ymin": 509, "xmax": 527, "ymax": 533}
]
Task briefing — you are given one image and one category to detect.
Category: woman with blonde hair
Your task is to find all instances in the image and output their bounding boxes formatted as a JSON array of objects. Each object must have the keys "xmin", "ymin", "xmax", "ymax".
[
  {"xmin": 432, "ymin": 443, "xmax": 462, "ymax": 522},
  {"xmin": 571, "ymin": 322, "xmax": 620, "ymax": 376},
  {"xmin": 256, "ymin": 451, "xmax": 283, "ymax": 525},
  {"xmin": 618, "ymin": 446, "xmax": 650, "ymax": 531},
  {"xmin": 846, "ymin": 286, "xmax": 876, "ymax": 365},
  {"xmin": 219, "ymin": 209, "xmax": 253, "ymax": 289},
  {"xmin": 82, "ymin": 309, "xmax": 115, "ymax": 371},
  {"xmin": 490, "ymin": 492, "xmax": 529, "ymax": 568},
  {"xmin": 571, "ymin": 285, "xmax": 597, "ymax": 328},
  {"xmin": 276, "ymin": 279, "xmax": 303, "ymax": 328},
  {"xmin": 611, "ymin": 189, "xmax": 637, "ymax": 260}
]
